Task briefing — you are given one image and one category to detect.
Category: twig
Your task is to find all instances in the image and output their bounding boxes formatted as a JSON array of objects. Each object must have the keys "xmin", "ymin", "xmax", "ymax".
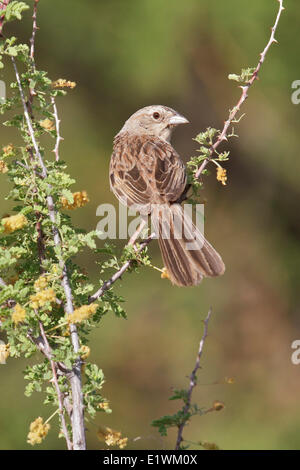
[
  {"xmin": 128, "ymin": 218, "xmax": 147, "ymax": 246},
  {"xmin": 15, "ymin": 160, "xmax": 43, "ymax": 178},
  {"xmin": 193, "ymin": 0, "xmax": 285, "ymax": 180},
  {"xmin": 38, "ymin": 320, "xmax": 73, "ymax": 450},
  {"xmin": 175, "ymin": 309, "xmax": 212, "ymax": 450},
  {"xmin": 88, "ymin": 232, "xmax": 155, "ymax": 303},
  {"xmin": 29, "ymin": 0, "xmax": 39, "ymax": 62},
  {"xmin": 51, "ymin": 96, "xmax": 63, "ymax": 162}
]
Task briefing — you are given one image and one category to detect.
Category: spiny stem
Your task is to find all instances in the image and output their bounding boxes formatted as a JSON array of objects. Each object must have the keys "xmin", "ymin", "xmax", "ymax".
[
  {"xmin": 175, "ymin": 309, "xmax": 212, "ymax": 450},
  {"xmin": 11, "ymin": 45, "xmax": 86, "ymax": 451},
  {"xmin": 194, "ymin": 0, "xmax": 285, "ymax": 179}
]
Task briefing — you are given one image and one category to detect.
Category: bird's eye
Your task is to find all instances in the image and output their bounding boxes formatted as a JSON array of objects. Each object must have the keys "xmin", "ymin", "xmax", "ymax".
[{"xmin": 153, "ymin": 112, "xmax": 160, "ymax": 120}]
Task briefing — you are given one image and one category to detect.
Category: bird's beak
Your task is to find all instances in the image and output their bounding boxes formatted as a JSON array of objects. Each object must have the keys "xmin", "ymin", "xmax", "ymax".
[{"xmin": 169, "ymin": 114, "xmax": 189, "ymax": 125}]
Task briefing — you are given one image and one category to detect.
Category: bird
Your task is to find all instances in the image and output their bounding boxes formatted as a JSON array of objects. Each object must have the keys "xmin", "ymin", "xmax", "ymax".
[{"xmin": 109, "ymin": 105, "xmax": 225, "ymax": 287}]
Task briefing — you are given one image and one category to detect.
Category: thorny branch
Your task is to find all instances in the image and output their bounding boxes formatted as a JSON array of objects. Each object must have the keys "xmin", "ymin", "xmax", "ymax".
[
  {"xmin": 175, "ymin": 309, "xmax": 211, "ymax": 450},
  {"xmin": 9, "ymin": 4, "xmax": 86, "ymax": 450},
  {"xmin": 51, "ymin": 96, "xmax": 63, "ymax": 162},
  {"xmin": 89, "ymin": 0, "xmax": 285, "ymax": 304},
  {"xmin": 38, "ymin": 319, "xmax": 72, "ymax": 450},
  {"xmin": 193, "ymin": 0, "xmax": 285, "ymax": 181}
]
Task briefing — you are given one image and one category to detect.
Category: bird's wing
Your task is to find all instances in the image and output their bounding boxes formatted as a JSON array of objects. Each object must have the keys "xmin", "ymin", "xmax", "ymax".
[
  {"xmin": 149, "ymin": 138, "xmax": 187, "ymax": 202},
  {"xmin": 109, "ymin": 134, "xmax": 187, "ymax": 211}
]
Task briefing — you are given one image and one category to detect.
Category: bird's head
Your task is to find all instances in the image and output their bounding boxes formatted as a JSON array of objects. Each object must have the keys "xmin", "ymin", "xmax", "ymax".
[{"xmin": 119, "ymin": 105, "xmax": 189, "ymax": 142}]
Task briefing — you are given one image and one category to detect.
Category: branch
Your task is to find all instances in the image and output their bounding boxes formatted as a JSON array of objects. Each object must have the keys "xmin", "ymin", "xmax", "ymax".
[
  {"xmin": 29, "ymin": 0, "xmax": 39, "ymax": 62},
  {"xmin": 88, "ymin": 232, "xmax": 155, "ymax": 304},
  {"xmin": 15, "ymin": 160, "xmax": 43, "ymax": 178},
  {"xmin": 51, "ymin": 96, "xmax": 63, "ymax": 162},
  {"xmin": 11, "ymin": 17, "xmax": 86, "ymax": 449},
  {"xmin": 194, "ymin": 0, "xmax": 285, "ymax": 180},
  {"xmin": 38, "ymin": 320, "xmax": 72, "ymax": 450},
  {"xmin": 175, "ymin": 309, "xmax": 212, "ymax": 450}
]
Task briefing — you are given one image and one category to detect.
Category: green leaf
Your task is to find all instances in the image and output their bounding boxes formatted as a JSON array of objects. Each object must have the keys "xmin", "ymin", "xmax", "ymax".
[{"xmin": 4, "ymin": 1, "xmax": 30, "ymax": 22}]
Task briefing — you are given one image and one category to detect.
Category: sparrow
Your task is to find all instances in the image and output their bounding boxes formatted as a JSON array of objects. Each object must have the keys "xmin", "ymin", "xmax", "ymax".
[{"xmin": 109, "ymin": 105, "xmax": 225, "ymax": 286}]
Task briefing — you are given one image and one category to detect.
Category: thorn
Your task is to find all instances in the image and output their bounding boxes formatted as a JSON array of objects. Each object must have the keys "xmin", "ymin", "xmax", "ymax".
[{"xmin": 272, "ymin": 38, "xmax": 279, "ymax": 44}]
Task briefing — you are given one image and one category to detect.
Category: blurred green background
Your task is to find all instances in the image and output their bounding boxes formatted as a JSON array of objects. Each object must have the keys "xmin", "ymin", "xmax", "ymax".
[{"xmin": 1, "ymin": 0, "xmax": 300, "ymax": 450}]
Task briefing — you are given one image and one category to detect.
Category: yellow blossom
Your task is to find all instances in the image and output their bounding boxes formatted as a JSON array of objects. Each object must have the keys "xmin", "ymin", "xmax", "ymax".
[
  {"xmin": 0, "ymin": 160, "xmax": 8, "ymax": 174},
  {"xmin": 80, "ymin": 345, "xmax": 90, "ymax": 360},
  {"xmin": 61, "ymin": 191, "xmax": 90, "ymax": 210},
  {"xmin": 52, "ymin": 78, "xmax": 76, "ymax": 89},
  {"xmin": 67, "ymin": 303, "xmax": 97, "ymax": 324},
  {"xmin": 2, "ymin": 213, "xmax": 28, "ymax": 234},
  {"xmin": 30, "ymin": 288, "xmax": 56, "ymax": 309},
  {"xmin": 216, "ymin": 166, "xmax": 227, "ymax": 186},
  {"xmin": 40, "ymin": 118, "xmax": 55, "ymax": 131},
  {"xmin": 161, "ymin": 267, "xmax": 170, "ymax": 280},
  {"xmin": 212, "ymin": 400, "xmax": 225, "ymax": 411},
  {"xmin": 0, "ymin": 342, "xmax": 10, "ymax": 364},
  {"xmin": 2, "ymin": 144, "xmax": 14, "ymax": 158},
  {"xmin": 51, "ymin": 264, "xmax": 60, "ymax": 275},
  {"xmin": 118, "ymin": 437, "xmax": 128, "ymax": 449},
  {"xmin": 12, "ymin": 303, "xmax": 26, "ymax": 325},
  {"xmin": 27, "ymin": 417, "xmax": 50, "ymax": 446},
  {"xmin": 34, "ymin": 275, "xmax": 51, "ymax": 292},
  {"xmin": 98, "ymin": 401, "xmax": 110, "ymax": 411},
  {"xmin": 225, "ymin": 376, "xmax": 235, "ymax": 384},
  {"xmin": 97, "ymin": 426, "xmax": 128, "ymax": 449}
]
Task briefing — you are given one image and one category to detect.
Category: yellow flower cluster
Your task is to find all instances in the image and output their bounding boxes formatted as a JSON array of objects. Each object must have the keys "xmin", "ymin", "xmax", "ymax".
[
  {"xmin": 80, "ymin": 345, "xmax": 90, "ymax": 360},
  {"xmin": 225, "ymin": 376, "xmax": 235, "ymax": 384},
  {"xmin": 12, "ymin": 304, "xmax": 26, "ymax": 325},
  {"xmin": 30, "ymin": 288, "xmax": 56, "ymax": 309},
  {"xmin": 40, "ymin": 118, "xmax": 55, "ymax": 131},
  {"xmin": 67, "ymin": 303, "xmax": 97, "ymax": 324},
  {"xmin": 0, "ymin": 160, "xmax": 8, "ymax": 174},
  {"xmin": 27, "ymin": 417, "xmax": 50, "ymax": 446},
  {"xmin": 51, "ymin": 264, "xmax": 60, "ymax": 275},
  {"xmin": 34, "ymin": 275, "xmax": 51, "ymax": 291},
  {"xmin": 0, "ymin": 343, "xmax": 10, "ymax": 364},
  {"xmin": 52, "ymin": 78, "xmax": 76, "ymax": 89},
  {"xmin": 2, "ymin": 213, "xmax": 28, "ymax": 234},
  {"xmin": 160, "ymin": 267, "xmax": 170, "ymax": 280},
  {"xmin": 212, "ymin": 400, "xmax": 225, "ymax": 411},
  {"xmin": 61, "ymin": 191, "xmax": 90, "ymax": 210},
  {"xmin": 2, "ymin": 144, "xmax": 14, "ymax": 158},
  {"xmin": 98, "ymin": 402, "xmax": 110, "ymax": 411},
  {"xmin": 97, "ymin": 426, "xmax": 128, "ymax": 449},
  {"xmin": 216, "ymin": 167, "xmax": 227, "ymax": 186}
]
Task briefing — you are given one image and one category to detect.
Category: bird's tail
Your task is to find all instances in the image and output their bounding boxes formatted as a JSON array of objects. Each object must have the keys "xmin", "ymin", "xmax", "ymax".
[{"xmin": 151, "ymin": 203, "xmax": 225, "ymax": 287}]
